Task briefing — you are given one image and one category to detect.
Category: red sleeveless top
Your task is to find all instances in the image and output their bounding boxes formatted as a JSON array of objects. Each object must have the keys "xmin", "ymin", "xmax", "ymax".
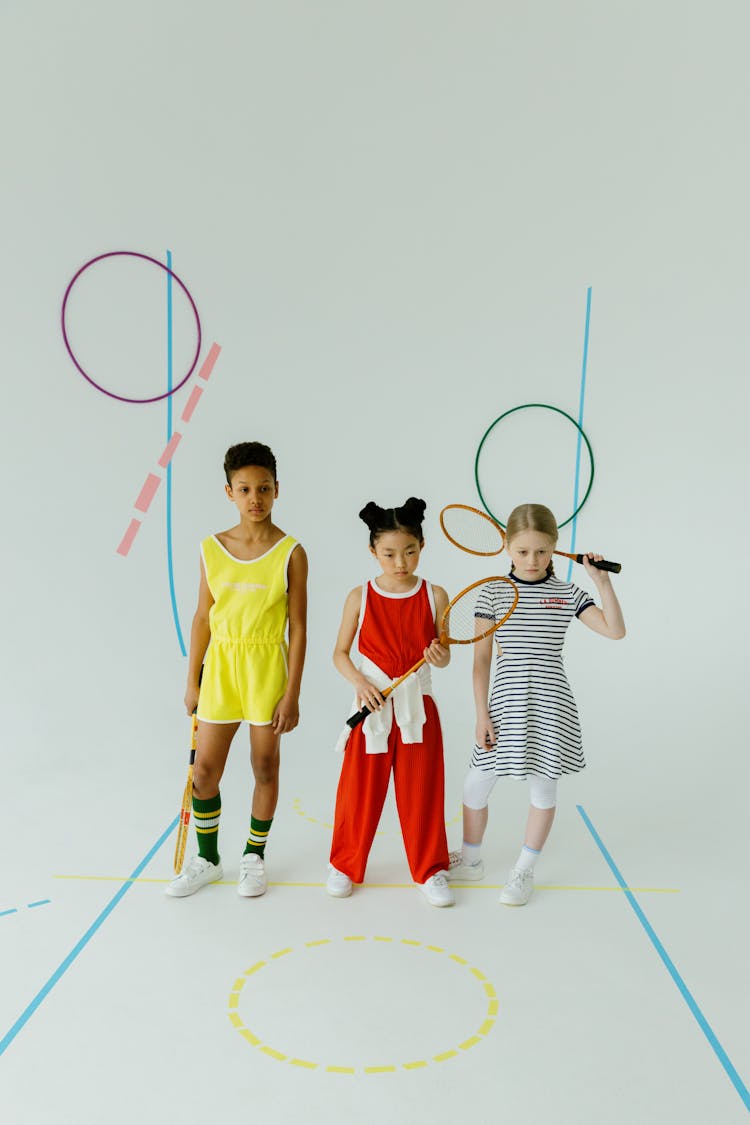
[{"xmin": 358, "ymin": 578, "xmax": 437, "ymax": 680}]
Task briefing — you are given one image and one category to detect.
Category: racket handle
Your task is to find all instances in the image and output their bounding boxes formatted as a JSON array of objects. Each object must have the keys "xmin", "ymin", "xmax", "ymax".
[
  {"xmin": 574, "ymin": 554, "xmax": 621, "ymax": 573},
  {"xmin": 347, "ymin": 705, "xmax": 371, "ymax": 730}
]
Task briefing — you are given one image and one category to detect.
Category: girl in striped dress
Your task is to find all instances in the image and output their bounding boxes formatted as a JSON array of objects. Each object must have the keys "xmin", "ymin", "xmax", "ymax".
[
  {"xmin": 326, "ymin": 498, "xmax": 454, "ymax": 907},
  {"xmin": 448, "ymin": 503, "xmax": 625, "ymax": 906}
]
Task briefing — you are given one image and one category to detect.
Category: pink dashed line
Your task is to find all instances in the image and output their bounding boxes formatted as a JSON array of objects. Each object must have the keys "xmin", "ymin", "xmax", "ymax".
[
  {"xmin": 116, "ymin": 341, "xmax": 221, "ymax": 556},
  {"xmin": 158, "ymin": 431, "xmax": 183, "ymax": 468},
  {"xmin": 117, "ymin": 519, "xmax": 142, "ymax": 557},
  {"xmin": 134, "ymin": 473, "xmax": 162, "ymax": 513},
  {"xmin": 180, "ymin": 385, "xmax": 203, "ymax": 423},
  {"xmin": 198, "ymin": 342, "xmax": 221, "ymax": 381}
]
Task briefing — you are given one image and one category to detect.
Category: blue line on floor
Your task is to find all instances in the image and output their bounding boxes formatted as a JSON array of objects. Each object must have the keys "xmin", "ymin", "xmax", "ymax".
[
  {"xmin": 166, "ymin": 249, "xmax": 187, "ymax": 657},
  {"xmin": 27, "ymin": 900, "xmax": 51, "ymax": 909},
  {"xmin": 577, "ymin": 804, "xmax": 749, "ymax": 1112},
  {"xmin": 0, "ymin": 816, "xmax": 178, "ymax": 1058},
  {"xmin": 0, "ymin": 908, "xmax": 18, "ymax": 918},
  {"xmin": 566, "ymin": 286, "xmax": 592, "ymax": 582}
]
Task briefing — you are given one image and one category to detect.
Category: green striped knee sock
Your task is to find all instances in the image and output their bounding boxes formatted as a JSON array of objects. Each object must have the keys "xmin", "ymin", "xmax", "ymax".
[
  {"xmin": 193, "ymin": 793, "xmax": 221, "ymax": 864},
  {"xmin": 244, "ymin": 816, "xmax": 273, "ymax": 858}
]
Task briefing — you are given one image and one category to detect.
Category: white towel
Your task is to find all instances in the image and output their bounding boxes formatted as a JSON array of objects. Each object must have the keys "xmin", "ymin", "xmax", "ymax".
[{"xmin": 334, "ymin": 655, "xmax": 433, "ymax": 754}]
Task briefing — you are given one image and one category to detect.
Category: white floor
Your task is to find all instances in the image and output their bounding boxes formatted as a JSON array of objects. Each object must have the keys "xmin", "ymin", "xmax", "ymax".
[{"xmin": 3, "ymin": 740, "xmax": 748, "ymax": 1125}]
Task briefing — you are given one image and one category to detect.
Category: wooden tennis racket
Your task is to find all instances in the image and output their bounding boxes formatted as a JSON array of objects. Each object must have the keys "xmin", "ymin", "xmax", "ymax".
[
  {"xmin": 173, "ymin": 712, "xmax": 198, "ymax": 874},
  {"xmin": 440, "ymin": 503, "xmax": 622, "ymax": 573},
  {"xmin": 346, "ymin": 575, "xmax": 519, "ymax": 730}
]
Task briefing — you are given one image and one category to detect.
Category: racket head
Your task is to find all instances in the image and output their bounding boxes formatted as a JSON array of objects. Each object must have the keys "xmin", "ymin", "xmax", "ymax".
[
  {"xmin": 440, "ymin": 575, "xmax": 519, "ymax": 645},
  {"xmin": 440, "ymin": 504, "xmax": 506, "ymax": 557}
]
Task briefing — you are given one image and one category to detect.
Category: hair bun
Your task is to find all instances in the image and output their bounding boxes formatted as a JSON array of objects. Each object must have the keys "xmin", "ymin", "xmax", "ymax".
[
  {"xmin": 396, "ymin": 497, "xmax": 426, "ymax": 524},
  {"xmin": 358, "ymin": 501, "xmax": 385, "ymax": 531}
]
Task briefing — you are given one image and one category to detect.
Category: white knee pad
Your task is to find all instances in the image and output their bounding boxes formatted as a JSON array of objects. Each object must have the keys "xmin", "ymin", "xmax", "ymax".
[
  {"xmin": 463, "ymin": 767, "xmax": 498, "ymax": 810},
  {"xmin": 529, "ymin": 776, "xmax": 558, "ymax": 810}
]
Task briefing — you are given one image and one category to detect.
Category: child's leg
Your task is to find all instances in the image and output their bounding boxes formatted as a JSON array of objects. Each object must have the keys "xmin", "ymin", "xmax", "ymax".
[
  {"xmin": 460, "ymin": 766, "xmax": 498, "ymax": 860},
  {"xmin": 329, "ymin": 732, "xmax": 393, "ymax": 884},
  {"xmin": 193, "ymin": 720, "xmax": 239, "ymax": 861},
  {"xmin": 393, "ymin": 698, "xmax": 449, "ymax": 885},
  {"xmin": 165, "ymin": 722, "xmax": 237, "ymax": 896},
  {"xmin": 244, "ymin": 724, "xmax": 281, "ymax": 855},
  {"xmin": 500, "ymin": 776, "xmax": 557, "ymax": 906}
]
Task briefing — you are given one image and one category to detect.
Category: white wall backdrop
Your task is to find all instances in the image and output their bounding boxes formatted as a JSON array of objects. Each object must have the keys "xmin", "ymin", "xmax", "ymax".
[{"xmin": 1, "ymin": 3, "xmax": 748, "ymax": 1116}]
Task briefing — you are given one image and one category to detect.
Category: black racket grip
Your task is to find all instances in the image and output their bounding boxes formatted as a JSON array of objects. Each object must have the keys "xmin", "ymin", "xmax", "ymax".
[
  {"xmin": 576, "ymin": 555, "xmax": 621, "ymax": 574},
  {"xmin": 347, "ymin": 705, "xmax": 371, "ymax": 730}
]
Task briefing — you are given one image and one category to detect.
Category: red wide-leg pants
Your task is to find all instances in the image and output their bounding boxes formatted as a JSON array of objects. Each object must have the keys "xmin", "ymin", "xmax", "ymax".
[{"xmin": 329, "ymin": 697, "xmax": 449, "ymax": 885}]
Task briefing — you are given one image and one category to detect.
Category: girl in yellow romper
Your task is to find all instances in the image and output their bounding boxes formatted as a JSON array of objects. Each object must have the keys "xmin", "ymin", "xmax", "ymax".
[{"xmin": 166, "ymin": 442, "xmax": 308, "ymax": 899}]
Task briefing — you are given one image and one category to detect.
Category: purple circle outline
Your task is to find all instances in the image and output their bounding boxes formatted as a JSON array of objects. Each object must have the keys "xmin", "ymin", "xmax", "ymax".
[{"xmin": 61, "ymin": 251, "xmax": 202, "ymax": 404}]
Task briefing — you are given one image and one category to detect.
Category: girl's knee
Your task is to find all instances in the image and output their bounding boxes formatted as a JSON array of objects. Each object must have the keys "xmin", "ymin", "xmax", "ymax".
[
  {"xmin": 463, "ymin": 767, "xmax": 497, "ymax": 810},
  {"xmin": 529, "ymin": 776, "xmax": 557, "ymax": 810},
  {"xmin": 252, "ymin": 753, "xmax": 280, "ymax": 786}
]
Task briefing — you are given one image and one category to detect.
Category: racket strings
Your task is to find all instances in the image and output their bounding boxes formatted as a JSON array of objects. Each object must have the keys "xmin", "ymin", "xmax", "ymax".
[
  {"xmin": 443, "ymin": 578, "xmax": 518, "ymax": 643},
  {"xmin": 440, "ymin": 505, "xmax": 505, "ymax": 557}
]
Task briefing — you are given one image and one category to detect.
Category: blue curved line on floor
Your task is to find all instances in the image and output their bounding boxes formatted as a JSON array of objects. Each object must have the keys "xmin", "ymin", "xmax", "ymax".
[
  {"xmin": 577, "ymin": 804, "xmax": 750, "ymax": 1111},
  {"xmin": 166, "ymin": 249, "xmax": 187, "ymax": 657},
  {"xmin": 566, "ymin": 286, "xmax": 592, "ymax": 582},
  {"xmin": 0, "ymin": 816, "xmax": 178, "ymax": 1057}
]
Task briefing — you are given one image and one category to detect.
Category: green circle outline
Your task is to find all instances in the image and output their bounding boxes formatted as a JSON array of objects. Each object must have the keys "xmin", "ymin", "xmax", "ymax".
[{"xmin": 474, "ymin": 403, "xmax": 595, "ymax": 530}]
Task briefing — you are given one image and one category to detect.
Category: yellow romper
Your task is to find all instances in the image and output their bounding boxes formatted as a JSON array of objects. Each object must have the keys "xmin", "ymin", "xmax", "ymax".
[{"xmin": 197, "ymin": 533, "xmax": 299, "ymax": 724}]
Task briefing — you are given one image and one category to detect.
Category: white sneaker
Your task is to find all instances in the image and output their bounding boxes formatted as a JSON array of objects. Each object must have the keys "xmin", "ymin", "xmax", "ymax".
[
  {"xmin": 419, "ymin": 872, "xmax": 454, "ymax": 907},
  {"xmin": 166, "ymin": 855, "xmax": 223, "ymax": 898},
  {"xmin": 499, "ymin": 866, "xmax": 534, "ymax": 906},
  {"xmin": 326, "ymin": 865, "xmax": 353, "ymax": 898},
  {"xmin": 238, "ymin": 853, "xmax": 267, "ymax": 897},
  {"xmin": 446, "ymin": 849, "xmax": 485, "ymax": 882}
]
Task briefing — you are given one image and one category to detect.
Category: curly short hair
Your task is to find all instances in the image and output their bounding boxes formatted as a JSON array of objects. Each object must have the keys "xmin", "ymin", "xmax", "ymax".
[{"xmin": 223, "ymin": 442, "xmax": 277, "ymax": 484}]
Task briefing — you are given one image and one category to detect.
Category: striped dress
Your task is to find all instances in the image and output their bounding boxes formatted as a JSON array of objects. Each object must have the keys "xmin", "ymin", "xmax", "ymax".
[{"xmin": 470, "ymin": 574, "xmax": 594, "ymax": 779}]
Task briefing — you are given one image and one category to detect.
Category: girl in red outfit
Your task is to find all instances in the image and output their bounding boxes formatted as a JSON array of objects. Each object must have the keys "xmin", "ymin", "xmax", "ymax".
[{"xmin": 327, "ymin": 498, "xmax": 454, "ymax": 907}]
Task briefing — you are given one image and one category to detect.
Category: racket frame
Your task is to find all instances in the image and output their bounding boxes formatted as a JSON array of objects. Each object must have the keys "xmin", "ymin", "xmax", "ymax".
[
  {"xmin": 439, "ymin": 503, "xmax": 621, "ymax": 574},
  {"xmin": 173, "ymin": 712, "xmax": 198, "ymax": 875},
  {"xmin": 346, "ymin": 575, "xmax": 518, "ymax": 730}
]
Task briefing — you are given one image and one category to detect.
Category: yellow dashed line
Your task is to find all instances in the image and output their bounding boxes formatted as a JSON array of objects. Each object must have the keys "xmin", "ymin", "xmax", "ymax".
[
  {"xmin": 261, "ymin": 1046, "xmax": 287, "ymax": 1061},
  {"xmin": 228, "ymin": 935, "xmax": 499, "ymax": 1074},
  {"xmin": 434, "ymin": 1050, "xmax": 459, "ymax": 1063}
]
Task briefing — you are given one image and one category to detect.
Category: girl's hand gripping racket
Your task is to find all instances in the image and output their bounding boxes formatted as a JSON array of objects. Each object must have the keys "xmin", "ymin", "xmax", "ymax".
[
  {"xmin": 173, "ymin": 712, "xmax": 198, "ymax": 875},
  {"xmin": 346, "ymin": 575, "xmax": 519, "ymax": 730},
  {"xmin": 440, "ymin": 503, "xmax": 622, "ymax": 573}
]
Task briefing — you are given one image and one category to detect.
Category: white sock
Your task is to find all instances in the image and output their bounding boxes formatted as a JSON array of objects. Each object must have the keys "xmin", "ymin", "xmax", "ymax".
[
  {"xmin": 462, "ymin": 841, "xmax": 482, "ymax": 866},
  {"xmin": 515, "ymin": 845, "xmax": 540, "ymax": 873}
]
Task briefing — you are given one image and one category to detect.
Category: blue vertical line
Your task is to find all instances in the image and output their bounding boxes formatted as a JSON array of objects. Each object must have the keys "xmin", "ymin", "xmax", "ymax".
[
  {"xmin": 566, "ymin": 286, "xmax": 592, "ymax": 582},
  {"xmin": 0, "ymin": 816, "xmax": 179, "ymax": 1057},
  {"xmin": 166, "ymin": 250, "xmax": 187, "ymax": 656},
  {"xmin": 577, "ymin": 805, "xmax": 750, "ymax": 1112}
]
